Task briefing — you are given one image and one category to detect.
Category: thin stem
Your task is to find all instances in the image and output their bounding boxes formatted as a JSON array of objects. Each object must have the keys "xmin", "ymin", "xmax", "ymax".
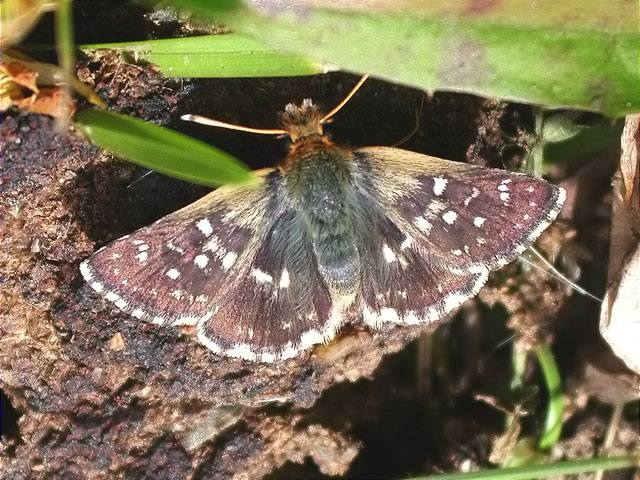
[
  {"xmin": 407, "ymin": 454, "xmax": 639, "ymax": 480},
  {"xmin": 594, "ymin": 402, "xmax": 625, "ymax": 480},
  {"xmin": 55, "ymin": 0, "xmax": 75, "ymax": 79}
]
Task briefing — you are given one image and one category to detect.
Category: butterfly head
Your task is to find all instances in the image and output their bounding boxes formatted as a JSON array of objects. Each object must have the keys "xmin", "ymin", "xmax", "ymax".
[{"xmin": 280, "ymin": 99, "xmax": 325, "ymax": 142}]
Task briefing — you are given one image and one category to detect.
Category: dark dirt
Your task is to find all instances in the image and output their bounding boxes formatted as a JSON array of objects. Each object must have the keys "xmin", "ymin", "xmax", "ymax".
[{"xmin": 1, "ymin": 2, "xmax": 638, "ymax": 480}]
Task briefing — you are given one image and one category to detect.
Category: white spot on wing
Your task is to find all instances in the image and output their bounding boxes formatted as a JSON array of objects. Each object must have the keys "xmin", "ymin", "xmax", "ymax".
[
  {"xmin": 382, "ymin": 244, "xmax": 397, "ymax": 263},
  {"xmin": 222, "ymin": 251, "xmax": 237, "ymax": 270},
  {"xmin": 400, "ymin": 236, "xmax": 413, "ymax": 250},
  {"xmin": 194, "ymin": 254, "xmax": 209, "ymax": 269},
  {"xmin": 279, "ymin": 268, "xmax": 290, "ymax": 289},
  {"xmin": 196, "ymin": 326, "xmax": 222, "ymax": 354},
  {"xmin": 500, "ymin": 191, "xmax": 510, "ymax": 202},
  {"xmin": 415, "ymin": 216, "xmax": 432, "ymax": 234},
  {"xmin": 433, "ymin": 177, "xmax": 448, "ymax": 195},
  {"xmin": 442, "ymin": 210, "xmax": 458, "ymax": 224},
  {"xmin": 380, "ymin": 307, "xmax": 400, "ymax": 323},
  {"xmin": 474, "ymin": 217, "xmax": 486, "ymax": 227},
  {"xmin": 251, "ymin": 268, "xmax": 273, "ymax": 284},
  {"xmin": 135, "ymin": 251, "xmax": 148, "ymax": 262},
  {"xmin": 196, "ymin": 218, "xmax": 213, "ymax": 236},
  {"xmin": 261, "ymin": 352, "xmax": 276, "ymax": 363},
  {"xmin": 166, "ymin": 268, "xmax": 180, "ymax": 280},
  {"xmin": 280, "ymin": 342, "xmax": 299, "ymax": 360},
  {"xmin": 225, "ymin": 344, "xmax": 257, "ymax": 361}
]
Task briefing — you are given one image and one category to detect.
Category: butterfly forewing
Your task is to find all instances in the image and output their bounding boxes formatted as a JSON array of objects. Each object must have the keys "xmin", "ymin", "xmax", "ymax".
[
  {"xmin": 81, "ymin": 170, "xmax": 344, "ymax": 361},
  {"xmin": 81, "ymin": 178, "xmax": 269, "ymax": 326},
  {"xmin": 354, "ymin": 147, "xmax": 565, "ymax": 273}
]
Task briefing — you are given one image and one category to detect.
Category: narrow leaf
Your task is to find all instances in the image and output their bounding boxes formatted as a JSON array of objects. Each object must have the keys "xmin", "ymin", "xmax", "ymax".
[
  {"xmin": 74, "ymin": 108, "xmax": 253, "ymax": 187},
  {"xmin": 80, "ymin": 34, "xmax": 332, "ymax": 78}
]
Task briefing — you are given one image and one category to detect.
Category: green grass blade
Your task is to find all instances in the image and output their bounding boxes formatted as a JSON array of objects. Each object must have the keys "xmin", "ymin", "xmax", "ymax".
[
  {"xmin": 168, "ymin": 1, "xmax": 640, "ymax": 116},
  {"xmin": 407, "ymin": 454, "xmax": 639, "ymax": 480},
  {"xmin": 535, "ymin": 344, "xmax": 564, "ymax": 450},
  {"xmin": 80, "ymin": 34, "xmax": 332, "ymax": 78},
  {"xmin": 74, "ymin": 108, "xmax": 253, "ymax": 187}
]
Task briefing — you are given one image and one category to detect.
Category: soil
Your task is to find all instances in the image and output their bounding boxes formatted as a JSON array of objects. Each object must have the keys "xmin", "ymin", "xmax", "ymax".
[{"xmin": 1, "ymin": 2, "xmax": 638, "ymax": 479}]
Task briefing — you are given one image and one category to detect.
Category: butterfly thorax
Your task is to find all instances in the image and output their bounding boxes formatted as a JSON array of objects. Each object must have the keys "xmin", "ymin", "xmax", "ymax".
[{"xmin": 279, "ymin": 100, "xmax": 360, "ymax": 298}]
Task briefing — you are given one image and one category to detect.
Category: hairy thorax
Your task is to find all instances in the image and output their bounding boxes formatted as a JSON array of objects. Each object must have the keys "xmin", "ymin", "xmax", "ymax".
[{"xmin": 281, "ymin": 136, "xmax": 360, "ymax": 297}]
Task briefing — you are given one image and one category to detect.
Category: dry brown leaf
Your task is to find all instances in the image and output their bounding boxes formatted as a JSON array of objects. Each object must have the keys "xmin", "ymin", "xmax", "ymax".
[
  {"xmin": 14, "ymin": 86, "xmax": 75, "ymax": 119},
  {"xmin": 1, "ymin": 55, "xmax": 104, "ymax": 119},
  {"xmin": 600, "ymin": 113, "xmax": 640, "ymax": 375},
  {"xmin": 1, "ymin": 59, "xmax": 75, "ymax": 119},
  {"xmin": 0, "ymin": 0, "xmax": 55, "ymax": 48},
  {"xmin": 620, "ymin": 114, "xmax": 640, "ymax": 205},
  {"xmin": 0, "ymin": 60, "xmax": 39, "ymax": 92}
]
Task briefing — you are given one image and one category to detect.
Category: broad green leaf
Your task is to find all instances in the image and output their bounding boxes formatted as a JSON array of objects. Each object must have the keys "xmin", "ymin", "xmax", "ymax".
[
  {"xmin": 74, "ymin": 108, "xmax": 253, "ymax": 187},
  {"xmin": 80, "ymin": 33, "xmax": 332, "ymax": 78},
  {"xmin": 167, "ymin": 0, "xmax": 640, "ymax": 117}
]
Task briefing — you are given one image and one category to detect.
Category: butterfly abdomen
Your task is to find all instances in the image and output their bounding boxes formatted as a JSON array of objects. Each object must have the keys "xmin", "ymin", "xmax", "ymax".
[{"xmin": 283, "ymin": 141, "xmax": 360, "ymax": 296}]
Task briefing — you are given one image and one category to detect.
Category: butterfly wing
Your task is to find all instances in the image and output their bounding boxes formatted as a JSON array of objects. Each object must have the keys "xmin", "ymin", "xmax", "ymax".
[
  {"xmin": 356, "ymin": 212, "xmax": 488, "ymax": 327},
  {"xmin": 354, "ymin": 146, "xmax": 565, "ymax": 271},
  {"xmin": 81, "ymin": 170, "xmax": 341, "ymax": 362},
  {"xmin": 352, "ymin": 146, "xmax": 565, "ymax": 324}
]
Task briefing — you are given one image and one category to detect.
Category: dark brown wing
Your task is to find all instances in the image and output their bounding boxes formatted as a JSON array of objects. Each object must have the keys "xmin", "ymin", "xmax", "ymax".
[
  {"xmin": 81, "ymin": 170, "xmax": 343, "ymax": 362},
  {"xmin": 357, "ymin": 212, "xmax": 488, "ymax": 326},
  {"xmin": 354, "ymin": 147, "xmax": 565, "ymax": 273},
  {"xmin": 352, "ymin": 146, "xmax": 564, "ymax": 324}
]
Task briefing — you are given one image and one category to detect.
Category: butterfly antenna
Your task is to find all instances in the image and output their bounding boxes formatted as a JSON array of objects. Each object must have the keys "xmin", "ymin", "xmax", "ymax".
[
  {"xmin": 180, "ymin": 114, "xmax": 287, "ymax": 136},
  {"xmin": 320, "ymin": 74, "xmax": 370, "ymax": 124},
  {"xmin": 518, "ymin": 247, "xmax": 602, "ymax": 302}
]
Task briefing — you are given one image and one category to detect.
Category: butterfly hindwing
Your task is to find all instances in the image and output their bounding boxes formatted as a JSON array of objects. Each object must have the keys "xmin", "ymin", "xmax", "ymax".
[
  {"xmin": 356, "ymin": 208, "xmax": 488, "ymax": 326},
  {"xmin": 354, "ymin": 147, "xmax": 565, "ymax": 273},
  {"xmin": 197, "ymin": 208, "xmax": 341, "ymax": 361}
]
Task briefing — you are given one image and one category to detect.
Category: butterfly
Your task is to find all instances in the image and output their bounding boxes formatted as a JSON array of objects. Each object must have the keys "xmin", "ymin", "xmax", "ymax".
[{"xmin": 80, "ymin": 77, "xmax": 565, "ymax": 363}]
